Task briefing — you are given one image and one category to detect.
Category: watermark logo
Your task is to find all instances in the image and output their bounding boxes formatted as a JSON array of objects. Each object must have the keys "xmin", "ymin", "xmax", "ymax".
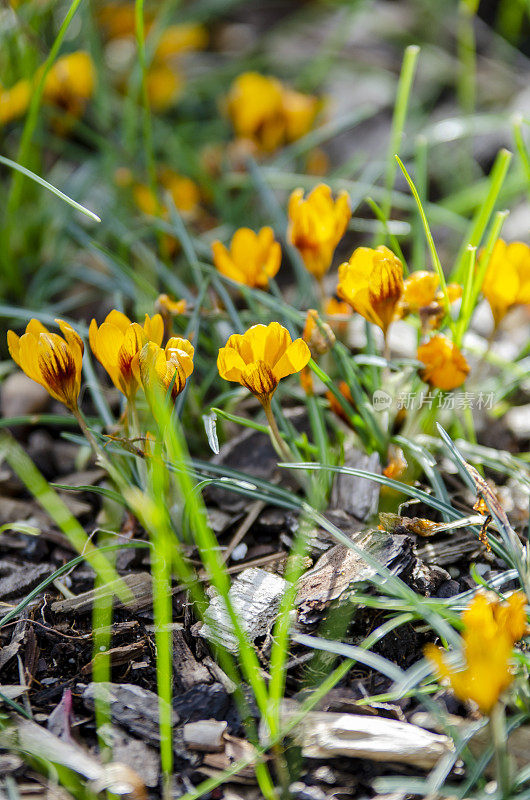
[
  {"xmin": 371, "ymin": 390, "xmax": 496, "ymax": 411},
  {"xmin": 372, "ymin": 389, "xmax": 392, "ymax": 411}
]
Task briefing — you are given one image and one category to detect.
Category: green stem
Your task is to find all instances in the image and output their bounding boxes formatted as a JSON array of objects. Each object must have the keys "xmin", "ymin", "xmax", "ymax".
[
  {"xmin": 490, "ymin": 701, "xmax": 512, "ymax": 800},
  {"xmin": 262, "ymin": 398, "xmax": 294, "ymax": 464}
]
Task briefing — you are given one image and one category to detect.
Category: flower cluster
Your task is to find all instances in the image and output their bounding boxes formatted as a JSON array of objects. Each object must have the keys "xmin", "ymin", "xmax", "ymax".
[
  {"xmin": 226, "ymin": 72, "xmax": 319, "ymax": 153},
  {"xmin": 425, "ymin": 591, "xmax": 527, "ymax": 713},
  {"xmin": 8, "ymin": 311, "xmax": 194, "ymax": 413},
  {"xmin": 8, "ymin": 315, "xmax": 310, "ymax": 423}
]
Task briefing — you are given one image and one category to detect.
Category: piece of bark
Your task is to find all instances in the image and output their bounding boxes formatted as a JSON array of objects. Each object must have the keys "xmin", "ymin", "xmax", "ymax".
[
  {"xmin": 51, "ymin": 573, "xmax": 152, "ymax": 615},
  {"xmin": 83, "ymin": 682, "xmax": 178, "ymax": 744},
  {"xmin": 296, "ymin": 531, "xmax": 414, "ymax": 626},
  {"xmin": 0, "ymin": 715, "xmax": 147, "ymax": 798},
  {"xmin": 173, "ymin": 682, "xmax": 232, "ymax": 724},
  {"xmin": 329, "ymin": 450, "xmax": 381, "ymax": 521},
  {"xmin": 201, "ymin": 656, "xmax": 238, "ymax": 693},
  {"xmin": 47, "ymin": 689, "xmax": 74, "ymax": 743},
  {"xmin": 97, "ymin": 723, "xmax": 160, "ymax": 787},
  {"xmin": 200, "ymin": 735, "xmax": 260, "ymax": 783},
  {"xmin": 82, "ymin": 642, "xmax": 146, "ymax": 675},
  {"xmin": 183, "ymin": 720, "xmax": 228, "ymax": 752},
  {"xmin": 199, "ymin": 567, "xmax": 289, "ymax": 653},
  {"xmin": 264, "ymin": 703, "xmax": 452, "ymax": 769},
  {"xmin": 0, "ymin": 562, "xmax": 52, "ymax": 600},
  {"xmin": 173, "ymin": 629, "xmax": 213, "ymax": 690},
  {"xmin": 415, "ymin": 531, "xmax": 481, "ymax": 566},
  {"xmin": 0, "ymin": 684, "xmax": 28, "ymax": 701}
]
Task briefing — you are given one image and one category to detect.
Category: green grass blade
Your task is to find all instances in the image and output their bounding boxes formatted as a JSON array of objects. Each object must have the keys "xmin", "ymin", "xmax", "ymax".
[
  {"xmin": 0, "ymin": 156, "xmax": 100, "ymax": 223},
  {"xmin": 381, "ymin": 45, "xmax": 420, "ymax": 225},
  {"xmin": 450, "ymin": 148, "xmax": 512, "ymax": 282}
]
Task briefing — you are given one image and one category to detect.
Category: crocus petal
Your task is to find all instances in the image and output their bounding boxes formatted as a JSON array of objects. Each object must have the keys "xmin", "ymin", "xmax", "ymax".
[{"xmin": 272, "ymin": 338, "xmax": 311, "ymax": 380}]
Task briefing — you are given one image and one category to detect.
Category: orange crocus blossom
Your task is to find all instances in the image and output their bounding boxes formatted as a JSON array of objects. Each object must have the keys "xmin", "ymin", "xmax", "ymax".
[
  {"xmin": 136, "ymin": 338, "xmax": 194, "ymax": 402},
  {"xmin": 217, "ymin": 322, "xmax": 310, "ymax": 405},
  {"xmin": 288, "ymin": 184, "xmax": 351, "ymax": 280},
  {"xmin": 400, "ymin": 271, "xmax": 462, "ymax": 314},
  {"xmin": 89, "ymin": 310, "xmax": 163, "ymax": 399},
  {"xmin": 226, "ymin": 72, "xmax": 318, "ymax": 153},
  {"xmin": 425, "ymin": 591, "xmax": 527, "ymax": 713},
  {"xmin": 481, "ymin": 239, "xmax": 530, "ymax": 327},
  {"xmin": 337, "ymin": 245, "xmax": 403, "ymax": 337},
  {"xmin": 212, "ymin": 227, "xmax": 281, "ymax": 289},
  {"xmin": 7, "ymin": 319, "xmax": 84, "ymax": 411},
  {"xmin": 417, "ymin": 334, "xmax": 470, "ymax": 391},
  {"xmin": 43, "ymin": 52, "xmax": 96, "ymax": 118}
]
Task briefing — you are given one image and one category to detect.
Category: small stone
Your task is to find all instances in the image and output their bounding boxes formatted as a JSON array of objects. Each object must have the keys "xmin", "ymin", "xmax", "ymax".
[
  {"xmin": 1, "ymin": 372, "xmax": 50, "ymax": 419},
  {"xmin": 231, "ymin": 543, "xmax": 248, "ymax": 561}
]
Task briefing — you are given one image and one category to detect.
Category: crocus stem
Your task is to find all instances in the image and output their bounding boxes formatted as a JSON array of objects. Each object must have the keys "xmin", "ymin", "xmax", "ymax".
[
  {"xmin": 490, "ymin": 701, "xmax": 511, "ymax": 800},
  {"xmin": 128, "ymin": 396, "xmax": 148, "ymax": 489},
  {"xmin": 73, "ymin": 407, "xmax": 121, "ymax": 485},
  {"xmin": 261, "ymin": 398, "xmax": 293, "ymax": 464}
]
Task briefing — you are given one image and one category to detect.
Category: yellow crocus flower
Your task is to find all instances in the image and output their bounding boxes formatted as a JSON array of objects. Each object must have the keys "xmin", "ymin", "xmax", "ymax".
[
  {"xmin": 212, "ymin": 227, "xmax": 281, "ymax": 289},
  {"xmin": 7, "ymin": 319, "xmax": 84, "ymax": 412},
  {"xmin": 425, "ymin": 591, "xmax": 527, "ymax": 713},
  {"xmin": 337, "ymin": 245, "xmax": 403, "ymax": 336},
  {"xmin": 217, "ymin": 322, "xmax": 310, "ymax": 404},
  {"xmin": 481, "ymin": 239, "xmax": 530, "ymax": 327},
  {"xmin": 288, "ymin": 184, "xmax": 351, "ymax": 281},
  {"xmin": 136, "ymin": 338, "xmax": 194, "ymax": 402},
  {"xmin": 89, "ymin": 310, "xmax": 163, "ymax": 399},
  {"xmin": 417, "ymin": 334, "xmax": 470, "ymax": 391},
  {"xmin": 226, "ymin": 72, "xmax": 318, "ymax": 153}
]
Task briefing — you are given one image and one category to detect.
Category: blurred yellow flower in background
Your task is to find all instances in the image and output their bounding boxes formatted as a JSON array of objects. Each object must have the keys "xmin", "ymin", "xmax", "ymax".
[
  {"xmin": 133, "ymin": 169, "xmax": 200, "ymax": 220},
  {"xmin": 1, "ymin": 51, "xmax": 95, "ymax": 128},
  {"xmin": 417, "ymin": 334, "xmax": 469, "ymax": 391},
  {"xmin": 226, "ymin": 72, "xmax": 319, "ymax": 153},
  {"xmin": 425, "ymin": 591, "xmax": 527, "ymax": 713},
  {"xmin": 402, "ymin": 271, "xmax": 440, "ymax": 310},
  {"xmin": 136, "ymin": 338, "xmax": 194, "ymax": 402},
  {"xmin": 481, "ymin": 239, "xmax": 530, "ymax": 327},
  {"xmin": 288, "ymin": 184, "xmax": 351, "ymax": 280},
  {"xmin": 324, "ymin": 296, "xmax": 352, "ymax": 336},
  {"xmin": 146, "ymin": 64, "xmax": 182, "ymax": 112},
  {"xmin": 8, "ymin": 319, "xmax": 84, "ymax": 411},
  {"xmin": 156, "ymin": 295, "xmax": 187, "ymax": 316},
  {"xmin": 154, "ymin": 24, "xmax": 209, "ymax": 61},
  {"xmin": 302, "ymin": 309, "xmax": 335, "ymax": 356},
  {"xmin": 281, "ymin": 87, "xmax": 320, "ymax": 142},
  {"xmin": 89, "ymin": 310, "xmax": 163, "ymax": 399},
  {"xmin": 226, "ymin": 72, "xmax": 284, "ymax": 153},
  {"xmin": 0, "ymin": 79, "xmax": 31, "ymax": 125},
  {"xmin": 337, "ymin": 245, "xmax": 403, "ymax": 336},
  {"xmin": 212, "ymin": 227, "xmax": 281, "ymax": 288},
  {"xmin": 44, "ymin": 52, "xmax": 96, "ymax": 119},
  {"xmin": 217, "ymin": 322, "xmax": 310, "ymax": 403}
]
